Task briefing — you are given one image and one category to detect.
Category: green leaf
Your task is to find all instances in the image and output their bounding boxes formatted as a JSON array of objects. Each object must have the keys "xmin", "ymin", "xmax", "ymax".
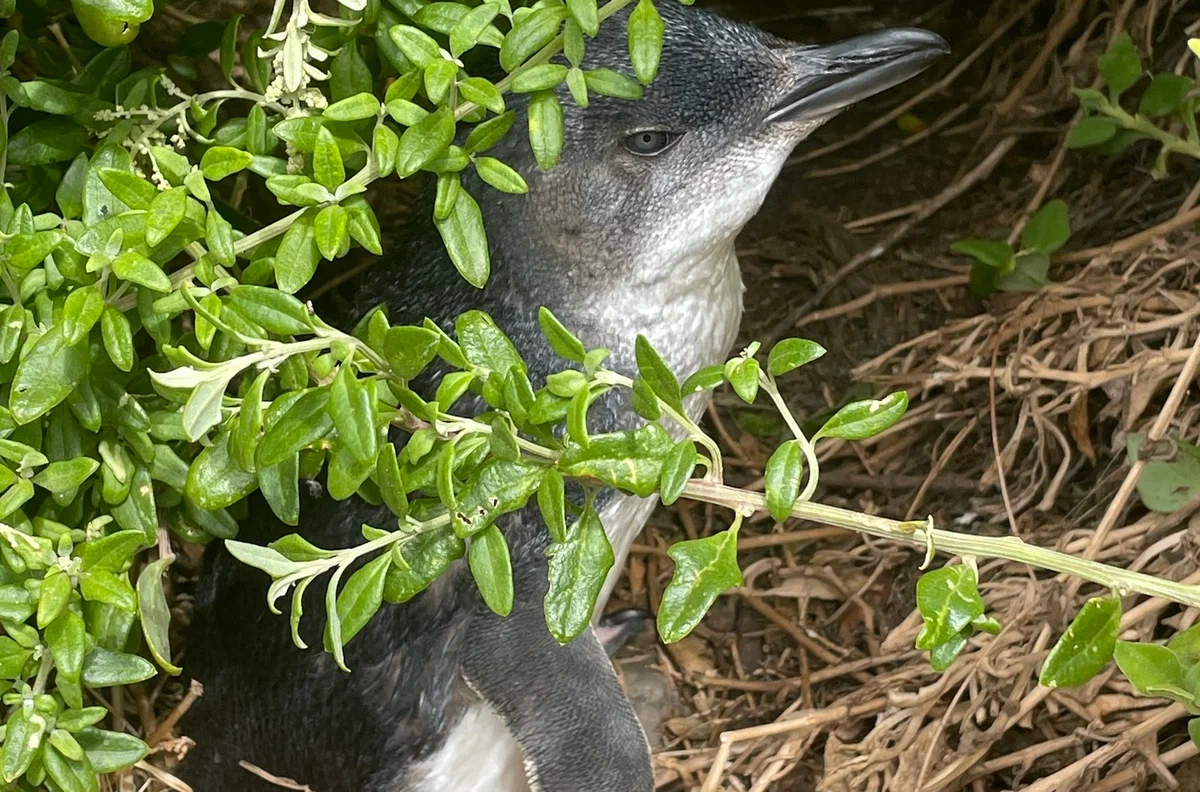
[
  {"xmin": 560, "ymin": 424, "xmax": 672, "ymax": 497},
  {"xmin": 584, "ymin": 68, "xmax": 643, "ymax": 99},
  {"xmin": 537, "ymin": 306, "xmax": 586, "ymax": 362},
  {"xmin": 145, "ymin": 187, "xmax": 188, "ymax": 248},
  {"xmin": 1039, "ymin": 596, "xmax": 1121, "ymax": 688},
  {"xmin": 815, "ymin": 391, "xmax": 908, "ymax": 441},
  {"xmin": 32, "ymin": 458, "xmax": 99, "ymax": 494},
  {"xmin": 452, "ymin": 458, "xmax": 546, "ymax": 537},
  {"xmin": 567, "ymin": 67, "xmax": 588, "ymax": 107},
  {"xmin": 81, "ymin": 646, "xmax": 156, "ymax": 687},
  {"xmin": 474, "ymin": 156, "xmax": 528, "ymax": 194},
  {"xmin": 330, "ymin": 367, "xmax": 378, "ymax": 464},
  {"xmin": 1139, "ymin": 74, "xmax": 1194, "ymax": 117},
  {"xmin": 929, "ymin": 629, "xmax": 970, "ymax": 672},
  {"xmin": 7, "ymin": 117, "xmax": 85, "ymax": 165},
  {"xmin": 137, "ymin": 555, "xmax": 182, "ymax": 675},
  {"xmin": 186, "ymin": 430, "xmax": 258, "ymax": 509},
  {"xmin": 373, "ymin": 124, "xmax": 400, "ymax": 178},
  {"xmin": 62, "ymin": 285, "xmax": 105, "ymax": 345},
  {"xmin": 537, "ymin": 469, "xmax": 567, "ymax": 543},
  {"xmin": 10, "ymin": 325, "xmax": 88, "ymax": 425},
  {"xmin": 181, "ymin": 370, "xmax": 233, "ymax": 442},
  {"xmin": 56, "ymin": 154, "xmax": 88, "ymax": 220},
  {"xmin": 80, "ymin": 569, "xmax": 137, "ymax": 612},
  {"xmin": 274, "ymin": 210, "xmax": 319, "ymax": 293},
  {"xmin": 469, "ymin": 524, "xmax": 513, "ymax": 616},
  {"xmin": 995, "ymin": 250, "xmax": 1049, "ymax": 293},
  {"xmin": 659, "ymin": 439, "xmax": 696, "ymax": 507},
  {"xmin": 657, "ymin": 523, "xmax": 742, "ymax": 644},
  {"xmin": 914, "ymin": 565, "xmax": 985, "ymax": 650},
  {"xmin": 38, "ymin": 569, "xmax": 72, "ymax": 629},
  {"xmin": 384, "ymin": 526, "xmax": 465, "ymax": 603},
  {"xmin": 512, "ymin": 64, "xmax": 569, "ymax": 93},
  {"xmin": 1098, "ymin": 32, "xmax": 1142, "ymax": 100},
  {"xmin": 46, "ymin": 610, "xmax": 86, "ymax": 683},
  {"xmin": 324, "ymin": 552, "xmax": 390, "ymax": 652},
  {"xmin": 313, "ymin": 127, "xmax": 345, "ymax": 191},
  {"xmin": 325, "ymin": 92, "xmax": 382, "ymax": 122},
  {"xmin": 315, "ymin": 204, "xmax": 350, "ymax": 261},
  {"xmin": 1126, "ymin": 434, "xmax": 1200, "ymax": 512},
  {"xmin": 764, "ymin": 439, "xmax": 803, "ymax": 522},
  {"xmin": 424, "ymin": 59, "xmax": 458, "ymax": 105},
  {"xmin": 1068, "ymin": 116, "xmax": 1119, "ymax": 148},
  {"xmin": 200, "ymin": 146, "xmax": 253, "ymax": 180},
  {"xmin": 8, "ymin": 231, "xmax": 64, "ymax": 270},
  {"xmin": 458, "ymin": 77, "xmax": 505, "ymax": 114},
  {"xmin": 96, "ymin": 168, "xmax": 156, "ymax": 210},
  {"xmin": 44, "ymin": 743, "xmax": 97, "ymax": 792},
  {"xmin": 383, "ymin": 325, "xmax": 440, "ymax": 380},
  {"xmin": 726, "ymin": 357, "xmax": 760, "ymax": 403},
  {"xmin": 0, "ymin": 635, "xmax": 30, "ymax": 679},
  {"xmin": 257, "ymin": 389, "xmax": 333, "ymax": 469},
  {"xmin": 544, "ymin": 503, "xmax": 612, "ymax": 643},
  {"xmin": 451, "ymin": 3, "xmax": 501, "ymax": 57},
  {"xmin": 390, "ymin": 25, "xmax": 440, "ymax": 68},
  {"xmin": 81, "ymin": 530, "xmax": 146, "ymax": 573},
  {"xmin": 1115, "ymin": 640, "xmax": 1188, "ymax": 701},
  {"xmin": 634, "ymin": 335, "xmax": 683, "ymax": 413},
  {"xmin": 1170, "ymin": 623, "xmax": 1200, "ymax": 663},
  {"xmin": 768, "ymin": 339, "xmax": 826, "ymax": 377},
  {"xmin": 565, "ymin": 0, "xmax": 598, "ymax": 36},
  {"xmin": 627, "ymin": 0, "xmax": 664, "ymax": 84},
  {"xmin": 681, "ymin": 364, "xmax": 724, "ymax": 395},
  {"xmin": 435, "ymin": 187, "xmax": 490, "ymax": 288},
  {"xmin": 1021, "ymin": 199, "xmax": 1070, "ymax": 254},
  {"xmin": 465, "ymin": 111, "xmax": 514, "ymax": 154},
  {"xmin": 74, "ymin": 729, "xmax": 147, "ymax": 774},
  {"xmin": 949, "ymin": 239, "xmax": 1014, "ymax": 269},
  {"xmin": 527, "ymin": 91, "xmax": 564, "ymax": 170},
  {"xmin": 499, "ymin": 7, "xmax": 564, "ymax": 72},
  {"xmin": 112, "ymin": 250, "xmax": 171, "ymax": 292},
  {"xmin": 207, "ymin": 209, "xmax": 235, "ymax": 267},
  {"xmin": 2, "ymin": 709, "xmax": 43, "ymax": 783},
  {"xmin": 397, "ymin": 107, "xmax": 456, "ymax": 178},
  {"xmin": 229, "ymin": 285, "xmax": 314, "ymax": 335}
]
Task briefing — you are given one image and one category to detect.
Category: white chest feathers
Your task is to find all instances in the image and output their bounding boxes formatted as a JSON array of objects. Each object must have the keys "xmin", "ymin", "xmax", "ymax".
[{"xmin": 405, "ymin": 703, "xmax": 530, "ymax": 792}]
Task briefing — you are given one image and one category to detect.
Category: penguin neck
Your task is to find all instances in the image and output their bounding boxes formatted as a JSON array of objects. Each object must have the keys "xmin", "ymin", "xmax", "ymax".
[{"xmin": 359, "ymin": 200, "xmax": 746, "ymax": 433}]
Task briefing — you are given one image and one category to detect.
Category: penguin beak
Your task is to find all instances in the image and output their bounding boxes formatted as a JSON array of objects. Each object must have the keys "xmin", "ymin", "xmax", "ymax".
[{"xmin": 768, "ymin": 28, "xmax": 950, "ymax": 123}]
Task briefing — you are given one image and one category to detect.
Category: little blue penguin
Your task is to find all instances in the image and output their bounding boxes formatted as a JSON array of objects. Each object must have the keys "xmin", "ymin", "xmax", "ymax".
[{"xmin": 178, "ymin": 5, "xmax": 948, "ymax": 791}]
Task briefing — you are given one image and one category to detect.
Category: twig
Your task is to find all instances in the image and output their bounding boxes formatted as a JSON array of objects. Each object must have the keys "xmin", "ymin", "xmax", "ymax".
[{"xmin": 1054, "ymin": 206, "xmax": 1200, "ymax": 264}]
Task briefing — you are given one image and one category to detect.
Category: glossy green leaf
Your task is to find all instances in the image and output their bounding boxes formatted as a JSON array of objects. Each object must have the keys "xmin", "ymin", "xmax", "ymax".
[
  {"xmin": 657, "ymin": 523, "xmax": 742, "ymax": 644},
  {"xmin": 1021, "ymin": 199, "xmax": 1070, "ymax": 255},
  {"xmin": 1068, "ymin": 116, "xmax": 1118, "ymax": 148},
  {"xmin": 659, "ymin": 439, "xmax": 696, "ymax": 506},
  {"xmin": 764, "ymin": 439, "xmax": 802, "ymax": 522},
  {"xmin": 74, "ymin": 729, "xmax": 147, "ymax": 774},
  {"xmin": 397, "ymin": 107, "xmax": 456, "ymax": 178},
  {"xmin": 137, "ymin": 555, "xmax": 182, "ymax": 675},
  {"xmin": 230, "ymin": 285, "xmax": 314, "ymax": 336},
  {"xmin": 560, "ymin": 423, "xmax": 672, "ymax": 497},
  {"xmin": 313, "ymin": 126, "xmax": 345, "ymax": 191},
  {"xmin": 145, "ymin": 187, "xmax": 188, "ymax": 247},
  {"xmin": 1114, "ymin": 640, "xmax": 1189, "ymax": 701},
  {"xmin": 100, "ymin": 307, "xmax": 134, "ymax": 372},
  {"xmin": 80, "ymin": 646, "xmax": 156, "ymax": 687},
  {"xmin": 475, "ymin": 156, "xmax": 529, "ymax": 194},
  {"xmin": 767, "ymin": 339, "xmax": 826, "ymax": 377},
  {"xmin": 258, "ymin": 389, "xmax": 333, "ymax": 468},
  {"xmin": 1039, "ymin": 596, "xmax": 1120, "ymax": 688},
  {"xmin": 186, "ymin": 431, "xmax": 259, "ymax": 510},
  {"xmin": 627, "ymin": 0, "xmax": 664, "ymax": 84},
  {"xmin": 324, "ymin": 552, "xmax": 390, "ymax": 652},
  {"xmin": 274, "ymin": 210, "xmax": 319, "ymax": 293},
  {"xmin": 315, "ymin": 204, "xmax": 350, "ymax": 261},
  {"xmin": 929, "ymin": 629, "xmax": 970, "ymax": 672},
  {"xmin": 200, "ymin": 146, "xmax": 253, "ymax": 180},
  {"xmin": 469, "ymin": 524, "xmax": 513, "ymax": 616},
  {"xmin": 499, "ymin": 7, "xmax": 564, "ymax": 72},
  {"xmin": 544, "ymin": 503, "xmax": 612, "ymax": 643},
  {"xmin": 1139, "ymin": 74, "xmax": 1194, "ymax": 117},
  {"xmin": 634, "ymin": 334, "xmax": 683, "ymax": 413},
  {"xmin": 10, "ymin": 325, "xmax": 88, "ymax": 425},
  {"xmin": 914, "ymin": 565, "xmax": 985, "ymax": 650},
  {"xmin": 112, "ymin": 250, "xmax": 171, "ymax": 292},
  {"xmin": 435, "ymin": 187, "xmax": 490, "ymax": 287},
  {"xmin": 384, "ymin": 526, "xmax": 465, "ymax": 603},
  {"xmin": 527, "ymin": 91, "xmax": 564, "ymax": 170},
  {"xmin": 815, "ymin": 391, "xmax": 908, "ymax": 441},
  {"xmin": 458, "ymin": 77, "xmax": 505, "ymax": 115},
  {"xmin": 1098, "ymin": 32, "xmax": 1142, "ymax": 100}
]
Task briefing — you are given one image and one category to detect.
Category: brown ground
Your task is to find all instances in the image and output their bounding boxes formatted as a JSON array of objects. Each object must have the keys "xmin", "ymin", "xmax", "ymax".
[{"xmin": 116, "ymin": 0, "xmax": 1200, "ymax": 790}]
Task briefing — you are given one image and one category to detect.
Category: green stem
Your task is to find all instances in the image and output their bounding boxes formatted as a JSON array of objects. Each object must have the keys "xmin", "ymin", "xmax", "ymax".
[
  {"xmin": 683, "ymin": 480, "xmax": 1200, "ymax": 609},
  {"xmin": 759, "ymin": 373, "xmax": 820, "ymax": 501},
  {"xmin": 1104, "ymin": 104, "xmax": 1200, "ymax": 160},
  {"xmin": 594, "ymin": 370, "xmax": 725, "ymax": 480}
]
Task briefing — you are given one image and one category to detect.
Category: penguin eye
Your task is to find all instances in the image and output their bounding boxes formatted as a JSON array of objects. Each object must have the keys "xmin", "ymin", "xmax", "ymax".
[{"xmin": 624, "ymin": 130, "xmax": 680, "ymax": 156}]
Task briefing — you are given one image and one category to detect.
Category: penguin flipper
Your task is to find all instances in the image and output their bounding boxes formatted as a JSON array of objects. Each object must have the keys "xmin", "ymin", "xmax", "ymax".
[{"xmin": 460, "ymin": 577, "xmax": 654, "ymax": 792}]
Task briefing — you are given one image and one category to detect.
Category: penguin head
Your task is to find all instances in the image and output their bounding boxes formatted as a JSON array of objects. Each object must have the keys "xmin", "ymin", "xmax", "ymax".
[{"xmin": 479, "ymin": 5, "xmax": 949, "ymax": 286}]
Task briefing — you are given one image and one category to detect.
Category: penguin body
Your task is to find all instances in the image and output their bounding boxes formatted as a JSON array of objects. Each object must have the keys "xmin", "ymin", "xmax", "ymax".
[{"xmin": 179, "ymin": 5, "xmax": 948, "ymax": 790}]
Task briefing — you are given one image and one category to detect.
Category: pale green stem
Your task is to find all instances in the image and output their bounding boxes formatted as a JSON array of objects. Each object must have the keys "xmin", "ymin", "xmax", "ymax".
[
  {"xmin": 759, "ymin": 373, "xmax": 820, "ymax": 501},
  {"xmin": 683, "ymin": 480, "xmax": 1200, "ymax": 609}
]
